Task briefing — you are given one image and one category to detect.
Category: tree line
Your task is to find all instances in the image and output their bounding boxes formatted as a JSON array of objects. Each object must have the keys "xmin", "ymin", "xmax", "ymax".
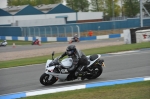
[
  {"xmin": 7, "ymin": 0, "xmax": 63, "ymax": 6},
  {"xmin": 7, "ymin": 0, "xmax": 150, "ymax": 18}
]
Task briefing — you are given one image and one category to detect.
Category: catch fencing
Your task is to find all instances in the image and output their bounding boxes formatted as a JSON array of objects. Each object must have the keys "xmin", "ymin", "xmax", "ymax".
[
  {"xmin": 21, "ymin": 25, "xmax": 80, "ymax": 37},
  {"xmin": 0, "ymin": 18, "xmax": 150, "ymax": 37}
]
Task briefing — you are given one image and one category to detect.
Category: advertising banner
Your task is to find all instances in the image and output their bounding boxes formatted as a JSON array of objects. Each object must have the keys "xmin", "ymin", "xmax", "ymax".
[{"xmin": 136, "ymin": 29, "xmax": 150, "ymax": 43}]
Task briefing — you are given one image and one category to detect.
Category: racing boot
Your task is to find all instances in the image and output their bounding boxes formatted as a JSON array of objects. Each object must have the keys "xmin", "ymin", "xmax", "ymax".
[{"xmin": 75, "ymin": 66, "xmax": 86, "ymax": 77}]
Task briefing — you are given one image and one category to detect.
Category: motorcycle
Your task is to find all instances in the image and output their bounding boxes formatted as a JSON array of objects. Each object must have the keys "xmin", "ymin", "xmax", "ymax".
[
  {"xmin": 40, "ymin": 51, "xmax": 105, "ymax": 86},
  {"xmin": 31, "ymin": 39, "xmax": 39, "ymax": 45},
  {"xmin": 69, "ymin": 37, "xmax": 80, "ymax": 44},
  {"xmin": 0, "ymin": 42, "xmax": 7, "ymax": 47}
]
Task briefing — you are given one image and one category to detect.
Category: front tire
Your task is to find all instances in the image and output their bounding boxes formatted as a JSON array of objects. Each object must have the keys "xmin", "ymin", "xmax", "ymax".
[
  {"xmin": 40, "ymin": 73, "xmax": 57, "ymax": 86},
  {"xmin": 86, "ymin": 65, "xmax": 103, "ymax": 80}
]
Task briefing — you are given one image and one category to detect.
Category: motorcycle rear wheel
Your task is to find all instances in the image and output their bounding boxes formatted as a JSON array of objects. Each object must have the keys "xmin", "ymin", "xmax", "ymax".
[
  {"xmin": 86, "ymin": 65, "xmax": 103, "ymax": 80},
  {"xmin": 40, "ymin": 73, "xmax": 57, "ymax": 86}
]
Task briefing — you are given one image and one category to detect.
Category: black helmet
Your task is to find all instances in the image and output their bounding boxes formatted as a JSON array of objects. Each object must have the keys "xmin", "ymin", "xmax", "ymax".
[{"xmin": 66, "ymin": 45, "xmax": 76, "ymax": 56}]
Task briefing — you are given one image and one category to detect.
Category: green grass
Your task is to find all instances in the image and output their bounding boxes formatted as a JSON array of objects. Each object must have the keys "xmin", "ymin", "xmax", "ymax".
[
  {"xmin": 0, "ymin": 42, "xmax": 150, "ymax": 69},
  {"xmin": 83, "ymin": 41, "xmax": 150, "ymax": 54},
  {"xmin": 22, "ymin": 81, "xmax": 150, "ymax": 99},
  {"xmin": 0, "ymin": 40, "xmax": 55, "ymax": 45}
]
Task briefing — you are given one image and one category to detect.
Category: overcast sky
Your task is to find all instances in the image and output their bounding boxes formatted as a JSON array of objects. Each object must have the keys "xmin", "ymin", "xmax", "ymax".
[{"xmin": 0, "ymin": 0, "xmax": 7, "ymax": 8}]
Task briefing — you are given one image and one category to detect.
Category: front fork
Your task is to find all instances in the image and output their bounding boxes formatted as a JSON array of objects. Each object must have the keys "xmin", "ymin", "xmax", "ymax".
[{"xmin": 45, "ymin": 71, "xmax": 53, "ymax": 80}]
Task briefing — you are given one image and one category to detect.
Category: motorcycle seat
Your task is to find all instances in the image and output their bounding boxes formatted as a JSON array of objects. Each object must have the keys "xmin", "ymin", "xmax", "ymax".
[{"xmin": 90, "ymin": 54, "xmax": 98, "ymax": 61}]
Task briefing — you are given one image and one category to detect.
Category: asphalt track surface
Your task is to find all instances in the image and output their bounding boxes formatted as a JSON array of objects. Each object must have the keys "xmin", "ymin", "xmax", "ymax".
[
  {"xmin": 0, "ymin": 49, "xmax": 150, "ymax": 95},
  {"xmin": 0, "ymin": 38, "xmax": 123, "ymax": 53}
]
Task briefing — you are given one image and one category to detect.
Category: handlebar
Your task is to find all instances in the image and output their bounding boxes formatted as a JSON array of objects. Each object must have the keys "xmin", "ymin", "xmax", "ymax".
[{"xmin": 53, "ymin": 57, "xmax": 61, "ymax": 65}]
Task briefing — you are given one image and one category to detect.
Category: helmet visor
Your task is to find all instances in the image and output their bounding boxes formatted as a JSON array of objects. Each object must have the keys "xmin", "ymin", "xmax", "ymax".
[{"xmin": 67, "ymin": 50, "xmax": 73, "ymax": 56}]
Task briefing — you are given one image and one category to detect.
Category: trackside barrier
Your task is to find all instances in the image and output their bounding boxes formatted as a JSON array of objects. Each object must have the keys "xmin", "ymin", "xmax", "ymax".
[
  {"xmin": 0, "ymin": 76, "xmax": 150, "ymax": 99},
  {"xmin": 0, "ymin": 34, "xmax": 124, "ymax": 42}
]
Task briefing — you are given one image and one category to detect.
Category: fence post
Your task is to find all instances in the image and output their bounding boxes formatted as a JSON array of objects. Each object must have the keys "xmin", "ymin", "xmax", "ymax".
[
  {"xmin": 45, "ymin": 27, "xmax": 46, "ymax": 37},
  {"xmin": 38, "ymin": 27, "xmax": 40, "ymax": 37},
  {"xmin": 20, "ymin": 27, "xmax": 23, "ymax": 36},
  {"xmin": 76, "ymin": 25, "xmax": 80, "ymax": 38},
  {"xmin": 70, "ymin": 26, "xmax": 73, "ymax": 37},
  {"xmin": 64, "ymin": 26, "xmax": 66, "ymax": 37},
  {"xmin": 56, "ymin": 26, "xmax": 59, "ymax": 37},
  {"xmin": 24, "ymin": 27, "xmax": 27, "ymax": 36},
  {"xmin": 50, "ymin": 27, "xmax": 52, "ymax": 37},
  {"xmin": 28, "ymin": 27, "xmax": 30, "ymax": 36},
  {"xmin": 33, "ymin": 27, "xmax": 35, "ymax": 37}
]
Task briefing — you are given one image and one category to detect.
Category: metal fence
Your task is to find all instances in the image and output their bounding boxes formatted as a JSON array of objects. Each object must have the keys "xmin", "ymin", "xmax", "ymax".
[
  {"xmin": 0, "ymin": 18, "xmax": 150, "ymax": 37},
  {"xmin": 21, "ymin": 25, "xmax": 80, "ymax": 37}
]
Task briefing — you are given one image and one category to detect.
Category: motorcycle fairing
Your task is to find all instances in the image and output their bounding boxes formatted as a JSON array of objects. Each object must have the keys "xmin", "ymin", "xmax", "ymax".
[
  {"xmin": 44, "ymin": 54, "xmax": 102, "ymax": 80},
  {"xmin": 86, "ymin": 54, "xmax": 101, "ymax": 67},
  {"xmin": 46, "ymin": 72, "xmax": 69, "ymax": 80},
  {"xmin": 45, "ymin": 59, "xmax": 70, "ymax": 80},
  {"xmin": 61, "ymin": 58, "xmax": 73, "ymax": 68},
  {"xmin": 45, "ymin": 60, "xmax": 52, "ymax": 68}
]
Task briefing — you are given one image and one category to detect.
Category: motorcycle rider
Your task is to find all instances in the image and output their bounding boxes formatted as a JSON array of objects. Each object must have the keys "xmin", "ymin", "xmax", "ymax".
[
  {"xmin": 59, "ymin": 45, "xmax": 88, "ymax": 78},
  {"xmin": 73, "ymin": 34, "xmax": 79, "ymax": 41},
  {"xmin": 0, "ymin": 40, "xmax": 7, "ymax": 46},
  {"xmin": 73, "ymin": 34, "xmax": 78, "ymax": 38},
  {"xmin": 32, "ymin": 39, "xmax": 39, "ymax": 45}
]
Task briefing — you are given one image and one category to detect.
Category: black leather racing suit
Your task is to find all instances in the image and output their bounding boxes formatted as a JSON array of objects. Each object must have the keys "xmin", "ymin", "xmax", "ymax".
[
  {"xmin": 72, "ymin": 35, "xmax": 79, "ymax": 42},
  {"xmin": 59, "ymin": 49, "xmax": 88, "ymax": 73}
]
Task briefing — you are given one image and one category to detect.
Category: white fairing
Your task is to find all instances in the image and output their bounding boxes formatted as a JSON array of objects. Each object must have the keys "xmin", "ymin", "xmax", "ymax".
[
  {"xmin": 45, "ymin": 59, "xmax": 55, "ymax": 73},
  {"xmin": 46, "ymin": 66, "xmax": 55, "ymax": 73},
  {"xmin": 87, "ymin": 54, "xmax": 101, "ymax": 67},
  {"xmin": 45, "ymin": 59, "xmax": 52, "ymax": 68},
  {"xmin": 1, "ymin": 42, "xmax": 7, "ymax": 45},
  {"xmin": 61, "ymin": 58, "xmax": 73, "ymax": 68}
]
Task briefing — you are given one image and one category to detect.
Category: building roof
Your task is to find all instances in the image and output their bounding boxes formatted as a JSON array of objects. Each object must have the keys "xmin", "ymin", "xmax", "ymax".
[
  {"xmin": 1, "ymin": 3, "xmax": 75, "ymax": 16},
  {"xmin": 3, "ymin": 5, "xmax": 28, "ymax": 15},
  {"xmin": 47, "ymin": 4, "xmax": 75, "ymax": 14},
  {"xmin": 2, "ymin": 5, "xmax": 44, "ymax": 15},
  {"xmin": 0, "ymin": 9, "xmax": 11, "ymax": 16},
  {"xmin": 15, "ymin": 5, "xmax": 44, "ymax": 15},
  {"xmin": 34, "ymin": 4, "xmax": 59, "ymax": 13}
]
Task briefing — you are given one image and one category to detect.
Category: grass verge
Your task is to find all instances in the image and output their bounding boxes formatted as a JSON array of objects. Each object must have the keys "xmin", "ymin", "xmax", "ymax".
[
  {"xmin": 22, "ymin": 81, "xmax": 150, "ymax": 99},
  {"xmin": 0, "ymin": 42, "xmax": 150, "ymax": 69}
]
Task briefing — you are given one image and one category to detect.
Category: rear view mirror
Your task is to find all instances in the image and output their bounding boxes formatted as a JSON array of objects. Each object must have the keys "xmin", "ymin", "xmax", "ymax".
[
  {"xmin": 52, "ymin": 51, "xmax": 55, "ymax": 60},
  {"xmin": 52, "ymin": 51, "xmax": 55, "ymax": 56}
]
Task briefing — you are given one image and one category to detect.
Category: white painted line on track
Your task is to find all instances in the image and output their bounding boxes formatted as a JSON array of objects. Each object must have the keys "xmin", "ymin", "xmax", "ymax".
[
  {"xmin": 103, "ymin": 50, "xmax": 150, "ymax": 58},
  {"xmin": 144, "ymin": 77, "xmax": 150, "ymax": 81},
  {"xmin": 109, "ymin": 50, "xmax": 139, "ymax": 54},
  {"xmin": 26, "ymin": 85, "xmax": 86, "ymax": 97}
]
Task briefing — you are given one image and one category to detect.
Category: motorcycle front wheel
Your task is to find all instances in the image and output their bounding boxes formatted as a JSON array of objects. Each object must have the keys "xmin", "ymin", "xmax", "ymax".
[{"xmin": 40, "ymin": 73, "xmax": 57, "ymax": 86}]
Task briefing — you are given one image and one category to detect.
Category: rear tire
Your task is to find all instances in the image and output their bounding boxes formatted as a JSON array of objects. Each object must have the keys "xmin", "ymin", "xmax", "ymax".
[
  {"xmin": 86, "ymin": 65, "xmax": 103, "ymax": 80},
  {"xmin": 40, "ymin": 73, "xmax": 57, "ymax": 86}
]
